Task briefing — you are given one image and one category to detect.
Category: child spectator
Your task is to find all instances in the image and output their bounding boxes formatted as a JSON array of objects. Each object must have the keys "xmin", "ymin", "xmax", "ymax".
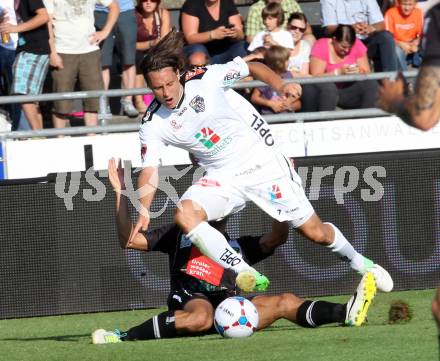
[
  {"xmin": 0, "ymin": 0, "xmax": 50, "ymax": 130},
  {"xmin": 251, "ymin": 45, "xmax": 300, "ymax": 113},
  {"xmin": 134, "ymin": 0, "xmax": 171, "ymax": 112},
  {"xmin": 286, "ymin": 12, "xmax": 311, "ymax": 76},
  {"xmin": 385, "ymin": 0, "xmax": 424, "ymax": 70},
  {"xmin": 248, "ymin": 3, "xmax": 294, "ymax": 52}
]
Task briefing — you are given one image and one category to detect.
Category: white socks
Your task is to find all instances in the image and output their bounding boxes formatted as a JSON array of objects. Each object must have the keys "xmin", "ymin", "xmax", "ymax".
[
  {"xmin": 325, "ymin": 222, "xmax": 368, "ymax": 273},
  {"xmin": 187, "ymin": 221, "xmax": 252, "ymax": 274}
]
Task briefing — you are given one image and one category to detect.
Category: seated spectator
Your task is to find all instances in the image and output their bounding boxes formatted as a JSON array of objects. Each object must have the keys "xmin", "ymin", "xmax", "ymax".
[
  {"xmin": 385, "ymin": 0, "xmax": 423, "ymax": 70},
  {"xmin": 321, "ymin": 0, "xmax": 398, "ymax": 71},
  {"xmin": 302, "ymin": 24, "xmax": 378, "ymax": 111},
  {"xmin": 248, "ymin": 3, "xmax": 294, "ymax": 52},
  {"xmin": 186, "ymin": 48, "xmax": 210, "ymax": 69},
  {"xmin": 180, "ymin": 0, "xmax": 246, "ymax": 64},
  {"xmin": 286, "ymin": 12, "xmax": 311, "ymax": 77},
  {"xmin": 245, "ymin": 0, "xmax": 314, "ymax": 45},
  {"xmin": 95, "ymin": 0, "xmax": 138, "ymax": 118},
  {"xmin": 134, "ymin": 0, "xmax": 171, "ymax": 112},
  {"xmin": 0, "ymin": 0, "xmax": 50, "ymax": 130},
  {"xmin": 251, "ymin": 45, "xmax": 301, "ymax": 114},
  {"xmin": 46, "ymin": 0, "xmax": 119, "ymax": 129}
]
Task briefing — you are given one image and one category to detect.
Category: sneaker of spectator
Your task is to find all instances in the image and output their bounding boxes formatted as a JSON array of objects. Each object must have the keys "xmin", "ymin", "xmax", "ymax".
[
  {"xmin": 0, "ymin": 2, "xmax": 20, "ymax": 129},
  {"xmin": 251, "ymin": 45, "xmax": 301, "ymax": 114},
  {"xmin": 134, "ymin": 0, "xmax": 171, "ymax": 113},
  {"xmin": 95, "ymin": 0, "xmax": 138, "ymax": 118},
  {"xmin": 385, "ymin": 0, "xmax": 424, "ymax": 71},
  {"xmin": 46, "ymin": 0, "xmax": 119, "ymax": 130},
  {"xmin": 0, "ymin": 0, "xmax": 50, "ymax": 130},
  {"xmin": 321, "ymin": 0, "xmax": 398, "ymax": 71},
  {"xmin": 248, "ymin": 3, "xmax": 294, "ymax": 52},
  {"xmin": 302, "ymin": 24, "xmax": 378, "ymax": 112},
  {"xmin": 180, "ymin": 0, "xmax": 247, "ymax": 65},
  {"xmin": 286, "ymin": 12, "xmax": 311, "ymax": 77}
]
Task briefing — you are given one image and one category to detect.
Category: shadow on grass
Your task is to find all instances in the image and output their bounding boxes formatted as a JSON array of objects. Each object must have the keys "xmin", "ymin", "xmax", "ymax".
[{"xmin": 1, "ymin": 334, "xmax": 90, "ymax": 342}]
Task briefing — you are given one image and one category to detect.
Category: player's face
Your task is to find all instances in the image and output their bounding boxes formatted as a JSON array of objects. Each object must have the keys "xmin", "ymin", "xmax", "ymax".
[
  {"xmin": 399, "ymin": 0, "xmax": 416, "ymax": 16},
  {"xmin": 146, "ymin": 67, "xmax": 183, "ymax": 109}
]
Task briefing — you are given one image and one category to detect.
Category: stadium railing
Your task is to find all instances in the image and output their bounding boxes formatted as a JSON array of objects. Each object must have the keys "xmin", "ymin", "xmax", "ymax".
[{"xmin": 0, "ymin": 70, "xmax": 417, "ymax": 139}]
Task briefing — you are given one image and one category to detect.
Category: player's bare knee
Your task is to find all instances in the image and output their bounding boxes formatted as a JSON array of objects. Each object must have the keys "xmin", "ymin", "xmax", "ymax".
[
  {"xmin": 278, "ymin": 293, "xmax": 302, "ymax": 315},
  {"xmin": 187, "ymin": 311, "xmax": 213, "ymax": 332}
]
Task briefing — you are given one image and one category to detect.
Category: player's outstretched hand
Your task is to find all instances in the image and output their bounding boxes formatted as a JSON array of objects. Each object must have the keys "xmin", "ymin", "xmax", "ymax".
[
  {"xmin": 377, "ymin": 77, "xmax": 405, "ymax": 113},
  {"xmin": 108, "ymin": 158, "xmax": 125, "ymax": 192}
]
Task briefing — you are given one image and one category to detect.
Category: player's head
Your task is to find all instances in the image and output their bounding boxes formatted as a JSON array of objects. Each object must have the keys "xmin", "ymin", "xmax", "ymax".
[
  {"xmin": 397, "ymin": 0, "xmax": 417, "ymax": 17},
  {"xmin": 332, "ymin": 24, "xmax": 356, "ymax": 58},
  {"xmin": 141, "ymin": 30, "xmax": 185, "ymax": 109}
]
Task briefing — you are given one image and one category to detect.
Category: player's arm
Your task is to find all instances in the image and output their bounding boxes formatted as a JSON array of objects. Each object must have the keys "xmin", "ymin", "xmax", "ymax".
[
  {"xmin": 247, "ymin": 61, "xmax": 302, "ymax": 101},
  {"xmin": 378, "ymin": 66, "xmax": 440, "ymax": 130},
  {"xmin": 108, "ymin": 158, "xmax": 148, "ymax": 251},
  {"xmin": 238, "ymin": 220, "xmax": 290, "ymax": 265}
]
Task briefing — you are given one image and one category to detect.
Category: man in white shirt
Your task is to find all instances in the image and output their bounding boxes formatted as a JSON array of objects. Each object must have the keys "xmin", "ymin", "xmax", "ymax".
[
  {"xmin": 45, "ymin": 0, "xmax": 119, "ymax": 129},
  {"xmin": 130, "ymin": 30, "xmax": 393, "ymax": 295}
]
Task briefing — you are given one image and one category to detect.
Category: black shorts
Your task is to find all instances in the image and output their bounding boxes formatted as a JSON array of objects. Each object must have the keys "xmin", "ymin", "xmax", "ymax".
[{"xmin": 167, "ymin": 287, "xmax": 232, "ymax": 311}]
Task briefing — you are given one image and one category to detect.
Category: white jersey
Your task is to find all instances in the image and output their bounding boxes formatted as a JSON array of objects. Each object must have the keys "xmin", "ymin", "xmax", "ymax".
[{"xmin": 139, "ymin": 57, "xmax": 279, "ymax": 172}]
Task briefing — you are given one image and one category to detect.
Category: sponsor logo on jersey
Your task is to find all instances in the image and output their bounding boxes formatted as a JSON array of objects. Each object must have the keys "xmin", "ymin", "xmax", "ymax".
[
  {"xmin": 189, "ymin": 95, "xmax": 205, "ymax": 113},
  {"xmin": 223, "ymin": 70, "xmax": 241, "ymax": 86},
  {"xmin": 196, "ymin": 178, "xmax": 221, "ymax": 187},
  {"xmin": 235, "ymin": 164, "xmax": 262, "ymax": 177},
  {"xmin": 195, "ymin": 127, "xmax": 221, "ymax": 149},
  {"xmin": 269, "ymin": 184, "xmax": 283, "ymax": 201},
  {"xmin": 141, "ymin": 100, "xmax": 160, "ymax": 124},
  {"xmin": 170, "ymin": 119, "xmax": 183, "ymax": 131},
  {"xmin": 177, "ymin": 106, "xmax": 187, "ymax": 117}
]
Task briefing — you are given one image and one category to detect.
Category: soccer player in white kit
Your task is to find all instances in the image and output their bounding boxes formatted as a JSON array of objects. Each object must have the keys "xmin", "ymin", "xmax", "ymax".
[{"xmin": 130, "ymin": 31, "xmax": 393, "ymax": 294}]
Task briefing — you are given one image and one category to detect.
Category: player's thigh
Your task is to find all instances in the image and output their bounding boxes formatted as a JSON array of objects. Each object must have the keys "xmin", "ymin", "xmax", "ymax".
[
  {"xmin": 180, "ymin": 298, "xmax": 215, "ymax": 331},
  {"xmin": 179, "ymin": 180, "xmax": 246, "ymax": 221}
]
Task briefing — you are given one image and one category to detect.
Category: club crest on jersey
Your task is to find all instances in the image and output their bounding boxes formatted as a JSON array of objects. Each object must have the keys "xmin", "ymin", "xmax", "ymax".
[
  {"xmin": 189, "ymin": 95, "xmax": 205, "ymax": 113},
  {"xmin": 195, "ymin": 127, "xmax": 220, "ymax": 149}
]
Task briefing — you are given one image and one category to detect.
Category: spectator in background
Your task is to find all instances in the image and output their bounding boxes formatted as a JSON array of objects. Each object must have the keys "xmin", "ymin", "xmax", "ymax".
[
  {"xmin": 286, "ymin": 12, "xmax": 311, "ymax": 77},
  {"xmin": 134, "ymin": 0, "xmax": 171, "ymax": 113},
  {"xmin": 251, "ymin": 45, "xmax": 301, "ymax": 113},
  {"xmin": 385, "ymin": 0, "xmax": 424, "ymax": 70},
  {"xmin": 246, "ymin": 0, "xmax": 315, "ymax": 45},
  {"xmin": 180, "ymin": 0, "xmax": 246, "ymax": 64},
  {"xmin": 248, "ymin": 3, "xmax": 294, "ymax": 52},
  {"xmin": 46, "ymin": 0, "xmax": 119, "ymax": 129},
  {"xmin": 1, "ymin": 0, "xmax": 50, "ymax": 130},
  {"xmin": 301, "ymin": 24, "xmax": 378, "ymax": 111},
  {"xmin": 0, "ymin": 1, "xmax": 20, "ymax": 129},
  {"xmin": 321, "ymin": 0, "xmax": 398, "ymax": 71},
  {"xmin": 95, "ymin": 0, "xmax": 138, "ymax": 118}
]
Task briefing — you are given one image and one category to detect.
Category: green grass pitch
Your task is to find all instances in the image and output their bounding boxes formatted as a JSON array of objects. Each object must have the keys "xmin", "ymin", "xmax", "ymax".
[{"xmin": 0, "ymin": 289, "xmax": 437, "ymax": 361}]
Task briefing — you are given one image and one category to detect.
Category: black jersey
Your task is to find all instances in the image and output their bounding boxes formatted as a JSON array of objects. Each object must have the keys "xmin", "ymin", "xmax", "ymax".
[{"xmin": 143, "ymin": 224, "xmax": 271, "ymax": 296}]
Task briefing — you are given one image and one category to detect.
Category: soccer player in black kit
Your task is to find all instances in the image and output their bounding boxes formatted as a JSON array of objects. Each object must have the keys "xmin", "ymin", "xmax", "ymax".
[{"xmin": 91, "ymin": 159, "xmax": 376, "ymax": 343}]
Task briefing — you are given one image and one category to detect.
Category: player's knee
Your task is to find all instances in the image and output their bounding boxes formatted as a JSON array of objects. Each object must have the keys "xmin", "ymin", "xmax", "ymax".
[
  {"xmin": 174, "ymin": 202, "xmax": 205, "ymax": 234},
  {"xmin": 186, "ymin": 311, "xmax": 213, "ymax": 332},
  {"xmin": 305, "ymin": 225, "xmax": 329, "ymax": 245},
  {"xmin": 278, "ymin": 293, "xmax": 302, "ymax": 315}
]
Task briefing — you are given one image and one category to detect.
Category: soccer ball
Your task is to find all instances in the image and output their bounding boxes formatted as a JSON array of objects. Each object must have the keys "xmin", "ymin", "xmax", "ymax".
[{"xmin": 214, "ymin": 296, "xmax": 259, "ymax": 338}]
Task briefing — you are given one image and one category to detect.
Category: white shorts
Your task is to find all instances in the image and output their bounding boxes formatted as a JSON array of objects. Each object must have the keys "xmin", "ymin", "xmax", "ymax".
[{"xmin": 179, "ymin": 154, "xmax": 314, "ymax": 228}]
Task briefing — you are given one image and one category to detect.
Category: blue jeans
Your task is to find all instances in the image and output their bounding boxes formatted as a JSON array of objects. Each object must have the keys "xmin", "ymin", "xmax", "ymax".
[
  {"xmin": 363, "ymin": 31, "xmax": 398, "ymax": 72},
  {"xmin": 395, "ymin": 45, "xmax": 422, "ymax": 71},
  {"xmin": 0, "ymin": 46, "xmax": 20, "ymax": 127}
]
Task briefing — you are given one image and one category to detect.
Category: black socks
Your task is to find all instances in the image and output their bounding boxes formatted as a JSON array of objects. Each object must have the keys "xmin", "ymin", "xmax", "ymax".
[
  {"xmin": 122, "ymin": 310, "xmax": 178, "ymax": 340},
  {"xmin": 296, "ymin": 300, "xmax": 346, "ymax": 328}
]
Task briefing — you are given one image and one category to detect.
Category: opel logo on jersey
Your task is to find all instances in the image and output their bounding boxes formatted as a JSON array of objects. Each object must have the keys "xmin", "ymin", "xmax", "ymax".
[{"xmin": 189, "ymin": 95, "xmax": 205, "ymax": 113}]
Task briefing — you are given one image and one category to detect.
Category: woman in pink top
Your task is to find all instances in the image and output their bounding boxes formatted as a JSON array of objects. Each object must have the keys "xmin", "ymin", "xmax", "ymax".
[{"xmin": 301, "ymin": 25, "xmax": 378, "ymax": 111}]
